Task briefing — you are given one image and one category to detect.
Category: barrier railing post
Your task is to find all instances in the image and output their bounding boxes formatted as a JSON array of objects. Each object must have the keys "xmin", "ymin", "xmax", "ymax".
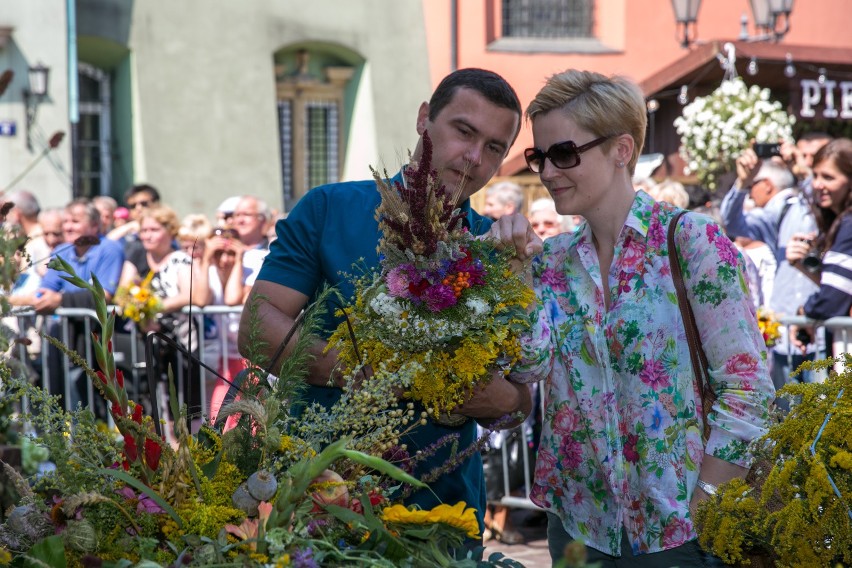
[
  {"xmin": 777, "ymin": 315, "xmax": 852, "ymax": 381},
  {"xmin": 83, "ymin": 315, "xmax": 94, "ymax": 413},
  {"xmin": 39, "ymin": 316, "xmax": 50, "ymax": 393},
  {"xmin": 60, "ymin": 314, "xmax": 73, "ymax": 411}
]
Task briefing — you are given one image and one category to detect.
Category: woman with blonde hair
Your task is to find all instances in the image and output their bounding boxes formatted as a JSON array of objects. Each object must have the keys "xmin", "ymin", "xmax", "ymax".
[
  {"xmin": 177, "ymin": 214, "xmax": 213, "ymax": 260},
  {"xmin": 491, "ymin": 69, "xmax": 774, "ymax": 565},
  {"xmin": 120, "ymin": 205, "xmax": 202, "ymax": 424},
  {"xmin": 648, "ymin": 179, "xmax": 690, "ymax": 209}
]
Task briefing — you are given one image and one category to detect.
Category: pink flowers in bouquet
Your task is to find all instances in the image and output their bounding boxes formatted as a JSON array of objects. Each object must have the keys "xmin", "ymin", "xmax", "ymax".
[{"xmin": 385, "ymin": 249, "xmax": 486, "ymax": 312}]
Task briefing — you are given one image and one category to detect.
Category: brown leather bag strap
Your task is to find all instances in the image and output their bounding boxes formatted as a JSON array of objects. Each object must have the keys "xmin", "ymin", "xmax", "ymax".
[{"xmin": 667, "ymin": 210, "xmax": 715, "ymax": 436}]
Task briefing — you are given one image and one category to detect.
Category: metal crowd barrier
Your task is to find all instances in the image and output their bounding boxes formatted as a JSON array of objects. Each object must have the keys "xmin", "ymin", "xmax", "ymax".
[
  {"xmin": 778, "ymin": 315, "xmax": 852, "ymax": 375},
  {"xmin": 3, "ymin": 305, "xmax": 246, "ymax": 423}
]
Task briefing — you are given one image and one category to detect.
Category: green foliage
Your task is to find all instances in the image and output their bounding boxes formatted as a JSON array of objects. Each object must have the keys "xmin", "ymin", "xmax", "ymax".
[
  {"xmin": 0, "ymin": 224, "xmax": 29, "ymax": 322},
  {"xmin": 216, "ymin": 287, "xmax": 331, "ymax": 477},
  {"xmin": 0, "ymin": 224, "xmax": 523, "ymax": 567},
  {"xmin": 695, "ymin": 356, "xmax": 852, "ymax": 566},
  {"xmin": 0, "ymin": 365, "xmax": 21, "ymax": 446}
]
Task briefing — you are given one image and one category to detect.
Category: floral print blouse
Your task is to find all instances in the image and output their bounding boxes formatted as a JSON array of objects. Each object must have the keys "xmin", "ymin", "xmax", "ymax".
[{"xmin": 514, "ymin": 191, "xmax": 774, "ymax": 556}]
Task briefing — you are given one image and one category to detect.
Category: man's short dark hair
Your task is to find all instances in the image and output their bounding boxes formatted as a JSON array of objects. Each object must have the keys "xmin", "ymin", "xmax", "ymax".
[
  {"xmin": 124, "ymin": 183, "xmax": 161, "ymax": 204},
  {"xmin": 428, "ymin": 68, "xmax": 521, "ymax": 125}
]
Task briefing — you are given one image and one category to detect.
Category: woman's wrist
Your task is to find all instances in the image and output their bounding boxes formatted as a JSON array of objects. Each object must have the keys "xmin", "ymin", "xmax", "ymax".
[{"xmin": 696, "ymin": 479, "xmax": 718, "ymax": 496}]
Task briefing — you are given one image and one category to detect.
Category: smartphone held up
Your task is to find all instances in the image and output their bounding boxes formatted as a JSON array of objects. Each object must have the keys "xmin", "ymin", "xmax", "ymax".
[{"xmin": 753, "ymin": 142, "xmax": 781, "ymax": 159}]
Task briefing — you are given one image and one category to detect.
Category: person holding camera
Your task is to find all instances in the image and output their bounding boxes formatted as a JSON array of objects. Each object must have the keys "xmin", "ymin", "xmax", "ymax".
[
  {"xmin": 780, "ymin": 132, "xmax": 833, "ymax": 190},
  {"xmin": 720, "ymin": 144, "xmax": 821, "ymax": 399},
  {"xmin": 786, "ymin": 138, "xmax": 852, "ymax": 354},
  {"xmin": 720, "ymin": 144, "xmax": 798, "ymax": 253}
]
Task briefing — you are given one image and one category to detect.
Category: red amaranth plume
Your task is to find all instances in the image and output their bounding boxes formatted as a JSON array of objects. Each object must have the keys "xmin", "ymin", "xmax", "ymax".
[
  {"xmin": 375, "ymin": 130, "xmax": 468, "ymax": 260},
  {"xmin": 0, "ymin": 70, "xmax": 12, "ymax": 98},
  {"xmin": 48, "ymin": 131, "xmax": 65, "ymax": 149}
]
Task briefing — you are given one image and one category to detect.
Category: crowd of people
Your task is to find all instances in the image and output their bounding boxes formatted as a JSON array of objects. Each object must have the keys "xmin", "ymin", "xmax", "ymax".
[
  {"xmin": 2, "ymin": 64, "xmax": 851, "ymax": 566},
  {"xmin": 2, "ymin": 185, "xmax": 280, "ymax": 426}
]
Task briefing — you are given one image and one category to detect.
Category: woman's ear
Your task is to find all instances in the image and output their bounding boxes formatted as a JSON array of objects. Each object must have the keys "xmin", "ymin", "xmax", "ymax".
[{"xmin": 614, "ymin": 133, "xmax": 634, "ymax": 166}]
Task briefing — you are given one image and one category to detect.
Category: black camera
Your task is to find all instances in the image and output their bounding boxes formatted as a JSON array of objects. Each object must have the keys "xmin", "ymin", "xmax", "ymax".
[
  {"xmin": 802, "ymin": 249, "xmax": 822, "ymax": 273},
  {"xmin": 795, "ymin": 327, "xmax": 812, "ymax": 345},
  {"xmin": 790, "ymin": 237, "xmax": 822, "ymax": 274},
  {"xmin": 753, "ymin": 142, "xmax": 781, "ymax": 159}
]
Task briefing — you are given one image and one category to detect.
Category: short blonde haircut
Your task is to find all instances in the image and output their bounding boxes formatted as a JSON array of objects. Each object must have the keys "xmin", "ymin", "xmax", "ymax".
[
  {"xmin": 138, "ymin": 205, "xmax": 181, "ymax": 238},
  {"xmin": 649, "ymin": 179, "xmax": 690, "ymax": 209},
  {"xmin": 178, "ymin": 213, "xmax": 212, "ymax": 241},
  {"xmin": 526, "ymin": 69, "xmax": 647, "ymax": 174}
]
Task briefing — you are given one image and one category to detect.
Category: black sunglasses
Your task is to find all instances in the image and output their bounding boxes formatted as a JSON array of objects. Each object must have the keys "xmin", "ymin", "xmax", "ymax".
[{"xmin": 524, "ymin": 136, "xmax": 610, "ymax": 173}]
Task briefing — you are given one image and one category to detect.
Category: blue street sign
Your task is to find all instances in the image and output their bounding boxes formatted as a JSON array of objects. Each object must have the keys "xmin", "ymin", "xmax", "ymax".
[{"xmin": 0, "ymin": 121, "xmax": 16, "ymax": 136}]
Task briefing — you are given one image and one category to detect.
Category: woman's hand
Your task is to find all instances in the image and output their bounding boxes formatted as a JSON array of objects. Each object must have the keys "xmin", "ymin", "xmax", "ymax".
[
  {"xmin": 789, "ymin": 320, "xmax": 814, "ymax": 355},
  {"xmin": 785, "ymin": 232, "xmax": 816, "ymax": 267},
  {"xmin": 689, "ymin": 486, "xmax": 710, "ymax": 521},
  {"xmin": 485, "ymin": 214, "xmax": 543, "ymax": 275},
  {"xmin": 205, "ymin": 236, "xmax": 228, "ymax": 262},
  {"xmin": 454, "ymin": 371, "xmax": 532, "ymax": 426},
  {"xmin": 225, "ymin": 237, "xmax": 246, "ymax": 260},
  {"xmin": 690, "ymin": 455, "xmax": 749, "ymax": 520}
]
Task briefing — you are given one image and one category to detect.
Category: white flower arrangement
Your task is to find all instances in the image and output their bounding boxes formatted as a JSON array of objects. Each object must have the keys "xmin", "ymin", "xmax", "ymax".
[{"xmin": 674, "ymin": 77, "xmax": 795, "ymax": 191}]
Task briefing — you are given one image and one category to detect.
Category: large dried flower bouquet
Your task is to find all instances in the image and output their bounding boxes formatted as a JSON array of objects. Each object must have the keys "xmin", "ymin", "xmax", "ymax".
[{"xmin": 327, "ymin": 132, "xmax": 534, "ymax": 425}]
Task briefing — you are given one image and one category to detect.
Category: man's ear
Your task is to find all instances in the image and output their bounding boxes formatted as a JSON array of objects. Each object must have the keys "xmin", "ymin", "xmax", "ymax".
[
  {"xmin": 416, "ymin": 102, "xmax": 430, "ymax": 136},
  {"xmin": 767, "ymin": 181, "xmax": 779, "ymax": 196}
]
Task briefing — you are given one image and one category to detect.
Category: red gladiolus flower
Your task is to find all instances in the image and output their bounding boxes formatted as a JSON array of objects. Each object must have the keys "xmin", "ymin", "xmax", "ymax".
[
  {"xmin": 131, "ymin": 404, "xmax": 143, "ymax": 424},
  {"xmin": 116, "ymin": 369, "xmax": 124, "ymax": 389},
  {"xmin": 144, "ymin": 438, "xmax": 162, "ymax": 470},
  {"xmin": 123, "ymin": 434, "xmax": 138, "ymax": 462},
  {"xmin": 122, "ymin": 460, "xmax": 130, "ymax": 471},
  {"xmin": 107, "ymin": 339, "xmax": 113, "ymax": 353},
  {"xmin": 95, "ymin": 370, "xmax": 108, "ymax": 385},
  {"xmin": 111, "ymin": 402, "xmax": 124, "ymax": 417}
]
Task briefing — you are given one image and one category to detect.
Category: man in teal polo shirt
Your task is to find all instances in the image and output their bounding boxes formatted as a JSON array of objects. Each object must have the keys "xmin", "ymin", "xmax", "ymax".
[{"xmin": 240, "ymin": 68, "xmax": 532, "ymax": 540}]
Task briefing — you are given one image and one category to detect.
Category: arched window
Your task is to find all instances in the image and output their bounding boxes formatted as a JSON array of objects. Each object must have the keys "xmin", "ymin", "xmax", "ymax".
[
  {"xmin": 73, "ymin": 63, "xmax": 112, "ymax": 198},
  {"xmin": 275, "ymin": 49, "xmax": 354, "ymax": 209},
  {"xmin": 502, "ymin": 0, "xmax": 593, "ymax": 39}
]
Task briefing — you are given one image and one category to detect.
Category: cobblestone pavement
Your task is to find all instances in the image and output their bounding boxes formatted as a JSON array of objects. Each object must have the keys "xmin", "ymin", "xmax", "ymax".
[{"xmin": 482, "ymin": 508, "xmax": 551, "ymax": 567}]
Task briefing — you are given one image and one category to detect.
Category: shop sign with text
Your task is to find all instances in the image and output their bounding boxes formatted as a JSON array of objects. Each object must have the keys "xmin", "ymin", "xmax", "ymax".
[{"xmin": 796, "ymin": 76, "xmax": 852, "ymax": 120}]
